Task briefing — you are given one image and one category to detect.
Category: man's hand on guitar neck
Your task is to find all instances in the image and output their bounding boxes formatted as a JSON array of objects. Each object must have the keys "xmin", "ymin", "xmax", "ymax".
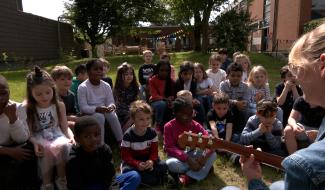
[{"xmin": 240, "ymin": 154, "xmax": 262, "ymax": 182}]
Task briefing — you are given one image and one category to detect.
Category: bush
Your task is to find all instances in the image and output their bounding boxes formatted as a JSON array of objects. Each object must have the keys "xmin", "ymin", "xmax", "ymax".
[{"xmin": 304, "ymin": 18, "xmax": 325, "ymax": 33}]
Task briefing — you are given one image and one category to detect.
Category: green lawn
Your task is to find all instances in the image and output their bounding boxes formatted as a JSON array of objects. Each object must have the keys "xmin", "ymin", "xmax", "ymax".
[{"xmin": 0, "ymin": 51, "xmax": 286, "ymax": 189}]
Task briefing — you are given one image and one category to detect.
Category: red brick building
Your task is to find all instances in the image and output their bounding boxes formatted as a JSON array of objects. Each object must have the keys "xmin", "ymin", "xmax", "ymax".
[
  {"xmin": 0, "ymin": 0, "xmax": 74, "ymax": 62},
  {"xmin": 231, "ymin": 0, "xmax": 324, "ymax": 52}
]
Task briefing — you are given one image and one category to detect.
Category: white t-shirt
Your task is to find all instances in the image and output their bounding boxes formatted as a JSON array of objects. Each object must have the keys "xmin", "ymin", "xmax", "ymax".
[
  {"xmin": 78, "ymin": 79, "xmax": 115, "ymax": 114},
  {"xmin": 0, "ymin": 102, "xmax": 29, "ymax": 146},
  {"xmin": 206, "ymin": 69, "xmax": 226, "ymax": 91},
  {"xmin": 242, "ymin": 71, "xmax": 248, "ymax": 82},
  {"xmin": 197, "ymin": 78, "xmax": 214, "ymax": 90}
]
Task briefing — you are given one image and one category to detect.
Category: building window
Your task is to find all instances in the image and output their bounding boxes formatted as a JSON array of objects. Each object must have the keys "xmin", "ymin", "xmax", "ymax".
[
  {"xmin": 263, "ymin": 0, "xmax": 271, "ymax": 27},
  {"xmin": 312, "ymin": 0, "xmax": 325, "ymax": 19}
]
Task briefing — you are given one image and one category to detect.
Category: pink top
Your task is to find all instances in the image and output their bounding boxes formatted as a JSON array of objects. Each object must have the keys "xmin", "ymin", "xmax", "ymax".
[{"xmin": 163, "ymin": 119, "xmax": 208, "ymax": 162}]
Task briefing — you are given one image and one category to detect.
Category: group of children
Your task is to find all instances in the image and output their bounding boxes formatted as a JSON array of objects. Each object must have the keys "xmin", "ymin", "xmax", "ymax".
[{"xmin": 1, "ymin": 48, "xmax": 325, "ymax": 190}]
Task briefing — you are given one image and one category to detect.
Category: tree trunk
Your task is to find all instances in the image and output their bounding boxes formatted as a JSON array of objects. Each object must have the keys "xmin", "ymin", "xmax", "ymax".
[
  {"xmin": 193, "ymin": 13, "xmax": 201, "ymax": 51},
  {"xmin": 201, "ymin": 0, "xmax": 213, "ymax": 53},
  {"xmin": 193, "ymin": 25, "xmax": 201, "ymax": 51},
  {"xmin": 201, "ymin": 21, "xmax": 209, "ymax": 53},
  {"xmin": 90, "ymin": 43, "xmax": 98, "ymax": 58}
]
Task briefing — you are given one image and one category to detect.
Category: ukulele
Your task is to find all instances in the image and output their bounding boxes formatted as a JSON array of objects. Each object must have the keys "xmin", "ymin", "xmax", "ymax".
[{"xmin": 177, "ymin": 131, "xmax": 284, "ymax": 169}]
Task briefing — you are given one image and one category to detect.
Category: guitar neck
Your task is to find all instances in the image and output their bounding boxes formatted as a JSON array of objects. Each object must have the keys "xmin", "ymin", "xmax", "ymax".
[
  {"xmin": 178, "ymin": 132, "xmax": 284, "ymax": 169},
  {"xmin": 214, "ymin": 138, "xmax": 284, "ymax": 169}
]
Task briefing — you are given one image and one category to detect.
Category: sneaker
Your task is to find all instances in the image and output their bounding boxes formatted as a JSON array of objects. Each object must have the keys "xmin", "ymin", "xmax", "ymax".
[
  {"xmin": 165, "ymin": 174, "xmax": 178, "ymax": 189},
  {"xmin": 110, "ymin": 179, "xmax": 120, "ymax": 190},
  {"xmin": 55, "ymin": 177, "xmax": 68, "ymax": 190},
  {"xmin": 178, "ymin": 175, "xmax": 192, "ymax": 186},
  {"xmin": 209, "ymin": 165, "xmax": 215, "ymax": 174},
  {"xmin": 41, "ymin": 184, "xmax": 54, "ymax": 190}
]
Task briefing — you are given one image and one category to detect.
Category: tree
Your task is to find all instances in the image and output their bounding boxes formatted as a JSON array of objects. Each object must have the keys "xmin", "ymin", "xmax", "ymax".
[
  {"xmin": 64, "ymin": 0, "xmax": 165, "ymax": 57},
  {"xmin": 165, "ymin": 0, "xmax": 228, "ymax": 52},
  {"xmin": 212, "ymin": 9, "xmax": 252, "ymax": 54}
]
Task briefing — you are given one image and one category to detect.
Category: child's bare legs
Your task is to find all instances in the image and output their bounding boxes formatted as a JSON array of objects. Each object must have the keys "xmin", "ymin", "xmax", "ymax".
[
  {"xmin": 55, "ymin": 160, "xmax": 67, "ymax": 190},
  {"xmin": 56, "ymin": 160, "xmax": 66, "ymax": 178},
  {"xmin": 55, "ymin": 144, "xmax": 69, "ymax": 190},
  {"xmin": 40, "ymin": 148, "xmax": 55, "ymax": 187},
  {"xmin": 284, "ymin": 125, "xmax": 298, "ymax": 154}
]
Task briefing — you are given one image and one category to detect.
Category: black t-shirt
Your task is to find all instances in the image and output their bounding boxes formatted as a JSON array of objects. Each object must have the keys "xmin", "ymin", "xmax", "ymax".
[
  {"xmin": 60, "ymin": 91, "xmax": 78, "ymax": 115},
  {"xmin": 207, "ymin": 109, "xmax": 233, "ymax": 139},
  {"xmin": 102, "ymin": 77, "xmax": 113, "ymax": 88},
  {"xmin": 67, "ymin": 144, "xmax": 115, "ymax": 190},
  {"xmin": 138, "ymin": 64, "xmax": 156, "ymax": 85},
  {"xmin": 275, "ymin": 82, "xmax": 303, "ymax": 126},
  {"xmin": 293, "ymin": 97, "xmax": 325, "ymax": 128},
  {"xmin": 221, "ymin": 58, "xmax": 232, "ymax": 71}
]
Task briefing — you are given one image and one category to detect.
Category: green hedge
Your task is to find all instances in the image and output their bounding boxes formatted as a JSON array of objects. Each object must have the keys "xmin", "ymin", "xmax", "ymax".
[{"xmin": 304, "ymin": 18, "xmax": 325, "ymax": 33}]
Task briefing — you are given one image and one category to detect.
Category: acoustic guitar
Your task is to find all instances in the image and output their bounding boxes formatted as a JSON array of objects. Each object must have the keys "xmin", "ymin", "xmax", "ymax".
[{"xmin": 177, "ymin": 131, "xmax": 284, "ymax": 169}]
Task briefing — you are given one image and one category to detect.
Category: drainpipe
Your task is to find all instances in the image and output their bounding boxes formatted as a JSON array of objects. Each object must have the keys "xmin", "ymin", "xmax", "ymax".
[
  {"xmin": 272, "ymin": 0, "xmax": 278, "ymax": 52},
  {"xmin": 57, "ymin": 16, "xmax": 63, "ymax": 58}
]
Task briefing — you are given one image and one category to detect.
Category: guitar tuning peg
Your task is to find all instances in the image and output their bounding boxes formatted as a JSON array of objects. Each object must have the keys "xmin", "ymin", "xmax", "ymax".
[
  {"xmin": 202, "ymin": 149, "xmax": 207, "ymax": 157},
  {"xmin": 208, "ymin": 134, "xmax": 213, "ymax": 145},
  {"xmin": 195, "ymin": 147, "xmax": 201, "ymax": 154},
  {"xmin": 187, "ymin": 131, "xmax": 193, "ymax": 142},
  {"xmin": 198, "ymin": 132, "xmax": 203, "ymax": 143},
  {"xmin": 185, "ymin": 146, "xmax": 190, "ymax": 153}
]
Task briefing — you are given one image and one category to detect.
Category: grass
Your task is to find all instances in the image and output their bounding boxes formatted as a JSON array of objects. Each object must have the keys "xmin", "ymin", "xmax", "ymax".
[{"xmin": 0, "ymin": 51, "xmax": 286, "ymax": 189}]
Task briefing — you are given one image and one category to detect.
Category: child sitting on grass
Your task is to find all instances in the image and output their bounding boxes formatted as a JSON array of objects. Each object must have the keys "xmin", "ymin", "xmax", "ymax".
[
  {"xmin": 51, "ymin": 65, "xmax": 79, "ymax": 129},
  {"xmin": 78, "ymin": 59, "xmax": 123, "ymax": 145},
  {"xmin": 176, "ymin": 61, "xmax": 205, "ymax": 125},
  {"xmin": 206, "ymin": 53, "xmax": 226, "ymax": 92},
  {"xmin": 149, "ymin": 60, "xmax": 175, "ymax": 133},
  {"xmin": 139, "ymin": 50, "xmax": 155, "ymax": 100},
  {"xmin": 26, "ymin": 66, "xmax": 74, "ymax": 190},
  {"xmin": 275, "ymin": 66, "xmax": 303, "ymax": 126},
  {"xmin": 220, "ymin": 62, "xmax": 253, "ymax": 141},
  {"xmin": 194, "ymin": 62, "xmax": 215, "ymax": 116},
  {"xmin": 70, "ymin": 64, "xmax": 87, "ymax": 96},
  {"xmin": 207, "ymin": 92, "xmax": 233, "ymax": 142},
  {"xmin": 113, "ymin": 63, "xmax": 139, "ymax": 132},
  {"xmin": 234, "ymin": 54, "xmax": 251, "ymax": 83},
  {"xmin": 240, "ymin": 99, "xmax": 285, "ymax": 156},
  {"xmin": 164, "ymin": 97, "xmax": 217, "ymax": 185},
  {"xmin": 100, "ymin": 58, "xmax": 114, "ymax": 88},
  {"xmin": 121, "ymin": 100, "xmax": 168, "ymax": 186},
  {"xmin": 176, "ymin": 90, "xmax": 197, "ymax": 120},
  {"xmin": 67, "ymin": 116, "xmax": 141, "ymax": 190},
  {"xmin": 284, "ymin": 96, "xmax": 325, "ymax": 154},
  {"xmin": 0, "ymin": 75, "xmax": 38, "ymax": 190}
]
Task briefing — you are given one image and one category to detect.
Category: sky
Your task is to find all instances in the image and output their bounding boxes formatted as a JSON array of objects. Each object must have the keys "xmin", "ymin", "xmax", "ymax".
[
  {"xmin": 22, "ymin": 0, "xmax": 68, "ymax": 21},
  {"xmin": 21, "ymin": 0, "xmax": 232, "ymax": 23}
]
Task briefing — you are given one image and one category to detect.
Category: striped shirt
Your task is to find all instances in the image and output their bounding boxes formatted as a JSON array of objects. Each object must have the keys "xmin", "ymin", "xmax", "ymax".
[{"xmin": 121, "ymin": 126, "xmax": 158, "ymax": 168}]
